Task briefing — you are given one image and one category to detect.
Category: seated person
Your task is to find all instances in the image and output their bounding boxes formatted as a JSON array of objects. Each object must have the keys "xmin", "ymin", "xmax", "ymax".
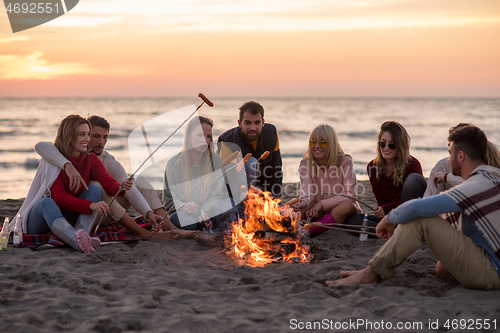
[
  {"xmin": 14, "ymin": 115, "xmax": 134, "ymax": 252},
  {"xmin": 164, "ymin": 116, "xmax": 236, "ymax": 233},
  {"xmin": 218, "ymin": 101, "xmax": 282, "ymax": 198},
  {"xmin": 34, "ymin": 115, "xmax": 179, "ymax": 241},
  {"xmin": 327, "ymin": 124, "xmax": 500, "ymax": 290},
  {"xmin": 425, "ymin": 138, "xmax": 500, "ymax": 197},
  {"xmin": 367, "ymin": 121, "xmax": 426, "ymax": 219},
  {"xmin": 293, "ymin": 124, "xmax": 361, "ymax": 237}
]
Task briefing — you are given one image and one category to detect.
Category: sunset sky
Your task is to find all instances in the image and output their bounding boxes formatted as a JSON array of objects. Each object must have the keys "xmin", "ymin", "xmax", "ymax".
[{"xmin": 0, "ymin": 0, "xmax": 499, "ymax": 97}]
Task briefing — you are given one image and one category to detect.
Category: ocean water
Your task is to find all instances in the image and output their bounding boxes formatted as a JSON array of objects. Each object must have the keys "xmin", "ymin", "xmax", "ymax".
[{"xmin": 0, "ymin": 97, "xmax": 499, "ymax": 199}]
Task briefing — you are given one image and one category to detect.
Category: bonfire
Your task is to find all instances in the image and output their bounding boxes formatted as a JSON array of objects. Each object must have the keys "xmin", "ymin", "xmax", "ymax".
[{"xmin": 224, "ymin": 187, "xmax": 311, "ymax": 267}]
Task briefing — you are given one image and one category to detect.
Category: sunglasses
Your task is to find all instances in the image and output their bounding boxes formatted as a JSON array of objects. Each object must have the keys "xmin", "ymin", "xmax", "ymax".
[
  {"xmin": 309, "ymin": 140, "xmax": 327, "ymax": 148},
  {"xmin": 378, "ymin": 141, "xmax": 397, "ymax": 150}
]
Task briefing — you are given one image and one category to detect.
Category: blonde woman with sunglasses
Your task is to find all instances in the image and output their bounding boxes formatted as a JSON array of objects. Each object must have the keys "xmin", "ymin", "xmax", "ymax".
[
  {"xmin": 367, "ymin": 121, "xmax": 426, "ymax": 219},
  {"xmin": 294, "ymin": 124, "xmax": 362, "ymax": 237}
]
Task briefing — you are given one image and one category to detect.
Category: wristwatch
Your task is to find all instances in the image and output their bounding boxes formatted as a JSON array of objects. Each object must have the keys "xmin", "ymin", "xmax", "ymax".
[{"xmin": 444, "ymin": 172, "xmax": 449, "ymax": 183}]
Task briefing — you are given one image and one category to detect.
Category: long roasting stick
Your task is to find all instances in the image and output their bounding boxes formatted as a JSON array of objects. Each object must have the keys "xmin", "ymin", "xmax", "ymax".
[
  {"xmin": 304, "ymin": 222, "xmax": 378, "ymax": 237},
  {"xmin": 303, "ymin": 221, "xmax": 376, "ymax": 230},
  {"xmin": 299, "ymin": 192, "xmax": 376, "ymax": 211},
  {"xmin": 94, "ymin": 93, "xmax": 214, "ymax": 233}
]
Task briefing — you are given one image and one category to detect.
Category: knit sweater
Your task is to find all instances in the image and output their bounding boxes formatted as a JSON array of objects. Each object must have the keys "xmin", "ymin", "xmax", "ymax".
[
  {"xmin": 35, "ymin": 142, "xmax": 153, "ymax": 216},
  {"xmin": 299, "ymin": 156, "xmax": 362, "ymax": 213},
  {"xmin": 163, "ymin": 152, "xmax": 225, "ymax": 217},
  {"xmin": 51, "ymin": 153, "xmax": 122, "ymax": 214}
]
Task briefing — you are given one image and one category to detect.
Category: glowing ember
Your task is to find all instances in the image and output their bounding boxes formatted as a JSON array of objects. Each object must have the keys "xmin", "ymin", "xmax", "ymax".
[{"xmin": 225, "ymin": 187, "xmax": 310, "ymax": 267}]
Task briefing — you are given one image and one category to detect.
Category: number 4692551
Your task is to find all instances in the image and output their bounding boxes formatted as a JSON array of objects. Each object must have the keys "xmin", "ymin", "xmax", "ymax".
[
  {"xmin": 6, "ymin": 3, "xmax": 61, "ymax": 14},
  {"xmin": 444, "ymin": 319, "xmax": 496, "ymax": 330}
]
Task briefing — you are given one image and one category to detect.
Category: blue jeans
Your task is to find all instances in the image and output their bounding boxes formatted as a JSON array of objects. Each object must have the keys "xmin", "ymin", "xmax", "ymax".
[
  {"xmin": 170, "ymin": 198, "xmax": 238, "ymax": 233},
  {"xmin": 27, "ymin": 185, "xmax": 103, "ymax": 234}
]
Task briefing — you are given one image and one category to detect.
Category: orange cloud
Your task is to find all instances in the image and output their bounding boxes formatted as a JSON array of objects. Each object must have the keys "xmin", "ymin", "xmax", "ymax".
[
  {"xmin": 0, "ymin": 51, "xmax": 94, "ymax": 80},
  {"xmin": 0, "ymin": 36, "xmax": 30, "ymax": 43}
]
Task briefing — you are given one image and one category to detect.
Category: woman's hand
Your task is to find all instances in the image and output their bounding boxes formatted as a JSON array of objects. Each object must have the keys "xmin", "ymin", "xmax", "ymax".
[
  {"xmin": 199, "ymin": 217, "xmax": 213, "ymax": 231},
  {"xmin": 306, "ymin": 202, "xmax": 323, "ymax": 219},
  {"xmin": 180, "ymin": 201, "xmax": 198, "ymax": 213},
  {"xmin": 146, "ymin": 210, "xmax": 164, "ymax": 231},
  {"xmin": 373, "ymin": 206, "xmax": 385, "ymax": 219},
  {"xmin": 432, "ymin": 172, "xmax": 446, "ymax": 188},
  {"xmin": 292, "ymin": 200, "xmax": 307, "ymax": 211},
  {"xmin": 89, "ymin": 201, "xmax": 110, "ymax": 215},
  {"xmin": 120, "ymin": 177, "xmax": 133, "ymax": 191},
  {"xmin": 64, "ymin": 162, "xmax": 87, "ymax": 192}
]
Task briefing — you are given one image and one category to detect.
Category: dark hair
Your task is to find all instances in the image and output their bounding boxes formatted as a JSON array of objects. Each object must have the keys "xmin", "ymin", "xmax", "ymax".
[
  {"xmin": 88, "ymin": 115, "xmax": 110, "ymax": 131},
  {"xmin": 239, "ymin": 101, "xmax": 264, "ymax": 121},
  {"xmin": 448, "ymin": 124, "xmax": 487, "ymax": 162},
  {"xmin": 448, "ymin": 122, "xmax": 469, "ymax": 134}
]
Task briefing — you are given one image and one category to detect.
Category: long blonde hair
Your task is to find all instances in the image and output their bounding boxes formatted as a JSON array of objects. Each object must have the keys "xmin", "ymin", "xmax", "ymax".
[
  {"xmin": 54, "ymin": 114, "xmax": 91, "ymax": 159},
  {"xmin": 486, "ymin": 141, "xmax": 500, "ymax": 168},
  {"xmin": 303, "ymin": 124, "xmax": 349, "ymax": 178},
  {"xmin": 373, "ymin": 121, "xmax": 411, "ymax": 186},
  {"xmin": 171, "ymin": 117, "xmax": 216, "ymax": 202}
]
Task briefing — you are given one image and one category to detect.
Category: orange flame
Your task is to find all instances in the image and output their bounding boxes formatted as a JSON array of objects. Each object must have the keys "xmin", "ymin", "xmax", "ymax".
[{"xmin": 226, "ymin": 187, "xmax": 310, "ymax": 267}]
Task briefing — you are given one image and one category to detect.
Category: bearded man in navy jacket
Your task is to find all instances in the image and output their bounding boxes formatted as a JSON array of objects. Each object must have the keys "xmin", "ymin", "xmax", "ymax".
[{"xmin": 218, "ymin": 101, "xmax": 283, "ymax": 198}]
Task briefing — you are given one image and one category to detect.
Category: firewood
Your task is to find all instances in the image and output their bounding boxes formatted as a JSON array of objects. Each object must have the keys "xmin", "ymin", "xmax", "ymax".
[
  {"xmin": 252, "ymin": 230, "xmax": 298, "ymax": 242},
  {"xmin": 253, "ymin": 240, "xmax": 297, "ymax": 255}
]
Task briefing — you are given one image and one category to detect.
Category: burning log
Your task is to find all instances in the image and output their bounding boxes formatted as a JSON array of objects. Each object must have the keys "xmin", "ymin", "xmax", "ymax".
[
  {"xmin": 253, "ymin": 240, "xmax": 296, "ymax": 256},
  {"xmin": 259, "ymin": 249, "xmax": 284, "ymax": 263},
  {"xmin": 252, "ymin": 230, "xmax": 298, "ymax": 242},
  {"xmin": 225, "ymin": 187, "xmax": 310, "ymax": 266}
]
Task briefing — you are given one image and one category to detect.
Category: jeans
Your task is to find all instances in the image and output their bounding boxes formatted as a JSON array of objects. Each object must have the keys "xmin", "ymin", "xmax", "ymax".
[
  {"xmin": 27, "ymin": 185, "xmax": 103, "ymax": 234},
  {"xmin": 344, "ymin": 174, "xmax": 426, "ymax": 235},
  {"xmin": 401, "ymin": 173, "xmax": 427, "ymax": 203},
  {"xmin": 170, "ymin": 198, "xmax": 238, "ymax": 233}
]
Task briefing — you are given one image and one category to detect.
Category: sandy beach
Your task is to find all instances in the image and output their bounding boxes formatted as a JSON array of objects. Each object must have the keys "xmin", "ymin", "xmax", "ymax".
[{"xmin": 1, "ymin": 181, "xmax": 499, "ymax": 332}]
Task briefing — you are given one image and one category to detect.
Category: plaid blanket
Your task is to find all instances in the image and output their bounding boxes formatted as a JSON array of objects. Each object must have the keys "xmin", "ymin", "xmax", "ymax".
[
  {"xmin": 444, "ymin": 165, "xmax": 500, "ymax": 260},
  {"xmin": 1, "ymin": 216, "xmax": 151, "ymax": 249}
]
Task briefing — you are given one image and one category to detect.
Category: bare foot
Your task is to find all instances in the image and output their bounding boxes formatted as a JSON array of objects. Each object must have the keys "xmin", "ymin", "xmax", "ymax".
[
  {"xmin": 435, "ymin": 261, "xmax": 451, "ymax": 276},
  {"xmin": 175, "ymin": 229, "xmax": 199, "ymax": 239},
  {"xmin": 340, "ymin": 270, "xmax": 360, "ymax": 278},
  {"xmin": 325, "ymin": 266, "xmax": 380, "ymax": 286},
  {"xmin": 151, "ymin": 230, "xmax": 179, "ymax": 242}
]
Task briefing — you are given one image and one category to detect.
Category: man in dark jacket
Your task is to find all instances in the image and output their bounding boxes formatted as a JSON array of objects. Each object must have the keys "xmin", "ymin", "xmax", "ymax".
[{"xmin": 218, "ymin": 101, "xmax": 282, "ymax": 198}]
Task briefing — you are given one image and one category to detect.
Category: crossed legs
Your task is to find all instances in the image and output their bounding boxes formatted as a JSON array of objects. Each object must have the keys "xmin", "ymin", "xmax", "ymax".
[{"xmin": 327, "ymin": 216, "xmax": 500, "ymax": 290}]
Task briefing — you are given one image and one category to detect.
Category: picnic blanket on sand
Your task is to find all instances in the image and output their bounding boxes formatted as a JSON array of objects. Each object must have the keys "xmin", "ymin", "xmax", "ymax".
[{"xmin": 1, "ymin": 216, "xmax": 151, "ymax": 250}]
